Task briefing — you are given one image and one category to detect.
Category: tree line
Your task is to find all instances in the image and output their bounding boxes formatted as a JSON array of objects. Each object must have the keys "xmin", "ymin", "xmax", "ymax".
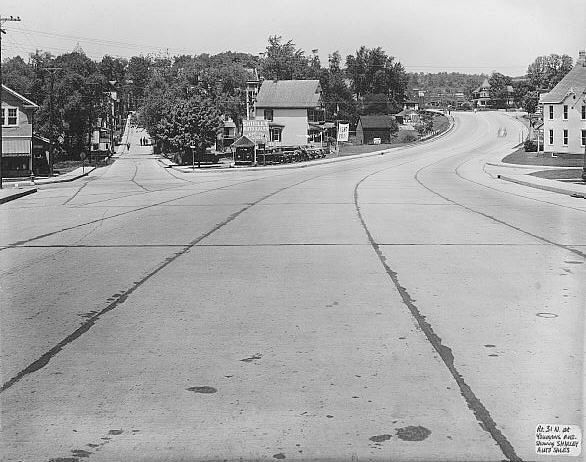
[{"xmin": 1, "ymin": 35, "xmax": 575, "ymax": 159}]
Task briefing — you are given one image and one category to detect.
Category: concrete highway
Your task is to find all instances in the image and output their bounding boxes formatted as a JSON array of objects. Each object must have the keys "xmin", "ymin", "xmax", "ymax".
[{"xmin": 1, "ymin": 112, "xmax": 584, "ymax": 461}]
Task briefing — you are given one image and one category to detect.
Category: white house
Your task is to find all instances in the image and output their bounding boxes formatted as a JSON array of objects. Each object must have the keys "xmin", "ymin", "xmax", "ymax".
[
  {"xmin": 540, "ymin": 50, "xmax": 586, "ymax": 155},
  {"xmin": 254, "ymin": 80, "xmax": 323, "ymax": 147}
]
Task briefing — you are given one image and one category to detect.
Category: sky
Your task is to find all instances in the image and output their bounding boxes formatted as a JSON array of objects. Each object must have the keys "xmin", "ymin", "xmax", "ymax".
[{"xmin": 2, "ymin": 0, "xmax": 585, "ymax": 76}]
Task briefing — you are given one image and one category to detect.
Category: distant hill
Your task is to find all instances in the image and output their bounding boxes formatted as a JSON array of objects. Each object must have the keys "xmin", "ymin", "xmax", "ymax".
[{"xmin": 407, "ymin": 72, "xmax": 487, "ymax": 98}]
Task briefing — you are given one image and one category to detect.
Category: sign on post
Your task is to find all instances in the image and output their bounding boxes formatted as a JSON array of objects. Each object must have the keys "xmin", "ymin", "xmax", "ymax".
[
  {"xmin": 242, "ymin": 120, "xmax": 269, "ymax": 144},
  {"xmin": 337, "ymin": 123, "xmax": 349, "ymax": 142}
]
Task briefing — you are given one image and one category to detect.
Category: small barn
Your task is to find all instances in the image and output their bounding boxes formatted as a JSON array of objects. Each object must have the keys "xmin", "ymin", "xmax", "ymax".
[{"xmin": 356, "ymin": 115, "xmax": 396, "ymax": 144}]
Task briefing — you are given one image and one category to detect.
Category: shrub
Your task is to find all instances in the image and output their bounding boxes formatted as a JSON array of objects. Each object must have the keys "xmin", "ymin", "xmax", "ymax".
[
  {"xmin": 524, "ymin": 139, "xmax": 538, "ymax": 152},
  {"xmin": 402, "ymin": 133, "xmax": 418, "ymax": 143}
]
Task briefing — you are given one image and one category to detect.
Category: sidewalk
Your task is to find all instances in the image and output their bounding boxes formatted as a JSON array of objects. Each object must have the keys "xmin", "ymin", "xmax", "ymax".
[{"xmin": 485, "ymin": 160, "xmax": 586, "ymax": 198}]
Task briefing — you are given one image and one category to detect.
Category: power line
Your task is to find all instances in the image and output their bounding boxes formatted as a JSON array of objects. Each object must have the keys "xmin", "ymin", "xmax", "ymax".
[{"xmin": 5, "ymin": 26, "xmax": 197, "ymax": 56}]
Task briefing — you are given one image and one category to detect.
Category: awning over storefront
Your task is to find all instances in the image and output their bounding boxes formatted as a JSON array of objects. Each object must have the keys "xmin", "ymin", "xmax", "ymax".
[
  {"xmin": 1, "ymin": 138, "xmax": 31, "ymax": 157},
  {"xmin": 309, "ymin": 122, "xmax": 335, "ymax": 130}
]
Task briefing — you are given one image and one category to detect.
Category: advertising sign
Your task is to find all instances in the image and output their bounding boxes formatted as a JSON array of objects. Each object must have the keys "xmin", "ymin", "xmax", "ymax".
[
  {"xmin": 337, "ymin": 123, "xmax": 349, "ymax": 142},
  {"xmin": 242, "ymin": 120, "xmax": 269, "ymax": 143}
]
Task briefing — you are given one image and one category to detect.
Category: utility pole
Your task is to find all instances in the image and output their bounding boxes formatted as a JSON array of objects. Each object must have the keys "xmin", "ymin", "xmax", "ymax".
[
  {"xmin": 43, "ymin": 68, "xmax": 61, "ymax": 177},
  {"xmin": 0, "ymin": 15, "xmax": 22, "ymax": 189}
]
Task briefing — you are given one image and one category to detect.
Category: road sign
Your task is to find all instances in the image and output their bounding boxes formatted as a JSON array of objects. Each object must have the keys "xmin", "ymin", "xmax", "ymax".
[
  {"xmin": 242, "ymin": 120, "xmax": 269, "ymax": 143},
  {"xmin": 80, "ymin": 152, "xmax": 86, "ymax": 160}
]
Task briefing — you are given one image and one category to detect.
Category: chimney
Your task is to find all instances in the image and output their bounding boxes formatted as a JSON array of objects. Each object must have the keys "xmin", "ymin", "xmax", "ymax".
[{"xmin": 579, "ymin": 49, "xmax": 586, "ymax": 66}]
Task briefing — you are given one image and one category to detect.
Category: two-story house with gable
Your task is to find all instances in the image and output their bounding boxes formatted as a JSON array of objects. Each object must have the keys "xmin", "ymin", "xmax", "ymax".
[
  {"xmin": 1, "ymin": 84, "xmax": 39, "ymax": 178},
  {"xmin": 254, "ymin": 79, "xmax": 323, "ymax": 147},
  {"xmin": 540, "ymin": 50, "xmax": 586, "ymax": 155}
]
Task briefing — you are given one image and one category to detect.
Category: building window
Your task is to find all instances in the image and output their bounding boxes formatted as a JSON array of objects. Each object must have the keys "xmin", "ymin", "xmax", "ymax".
[
  {"xmin": 582, "ymin": 130, "xmax": 586, "ymax": 146},
  {"xmin": 549, "ymin": 106, "xmax": 554, "ymax": 120},
  {"xmin": 270, "ymin": 127, "xmax": 282, "ymax": 143},
  {"xmin": 563, "ymin": 129, "xmax": 568, "ymax": 145},
  {"xmin": 1, "ymin": 107, "xmax": 18, "ymax": 126},
  {"xmin": 549, "ymin": 129, "xmax": 554, "ymax": 144},
  {"xmin": 307, "ymin": 108, "xmax": 323, "ymax": 123},
  {"xmin": 582, "ymin": 106, "xmax": 585, "ymax": 120},
  {"xmin": 563, "ymin": 105, "xmax": 568, "ymax": 120},
  {"xmin": 264, "ymin": 109, "xmax": 273, "ymax": 121}
]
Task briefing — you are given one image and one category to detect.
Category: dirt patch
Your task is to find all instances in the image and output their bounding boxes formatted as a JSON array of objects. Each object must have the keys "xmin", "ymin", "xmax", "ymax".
[
  {"xmin": 369, "ymin": 434, "xmax": 392, "ymax": 442},
  {"xmin": 396, "ymin": 425, "xmax": 431, "ymax": 441},
  {"xmin": 186, "ymin": 386, "xmax": 217, "ymax": 393}
]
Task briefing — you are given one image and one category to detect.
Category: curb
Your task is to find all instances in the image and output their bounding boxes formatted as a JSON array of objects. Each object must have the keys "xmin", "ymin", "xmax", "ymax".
[
  {"xmin": 31, "ymin": 167, "xmax": 97, "ymax": 185},
  {"xmin": 0, "ymin": 188, "xmax": 37, "ymax": 204},
  {"xmin": 497, "ymin": 174, "xmax": 586, "ymax": 198},
  {"xmin": 486, "ymin": 161, "xmax": 583, "ymax": 171}
]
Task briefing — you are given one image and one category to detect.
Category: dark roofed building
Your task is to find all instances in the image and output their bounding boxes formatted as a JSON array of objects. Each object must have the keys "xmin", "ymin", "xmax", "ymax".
[{"xmin": 356, "ymin": 115, "xmax": 397, "ymax": 144}]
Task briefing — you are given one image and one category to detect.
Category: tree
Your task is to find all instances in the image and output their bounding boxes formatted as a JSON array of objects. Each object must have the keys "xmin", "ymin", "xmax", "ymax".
[
  {"xmin": 1, "ymin": 56, "xmax": 35, "ymax": 96},
  {"xmin": 488, "ymin": 72, "xmax": 513, "ymax": 109},
  {"xmin": 260, "ymin": 35, "xmax": 311, "ymax": 80},
  {"xmin": 127, "ymin": 55, "xmax": 152, "ymax": 104},
  {"xmin": 527, "ymin": 54, "xmax": 573, "ymax": 91},
  {"xmin": 415, "ymin": 111, "xmax": 433, "ymax": 135},
  {"xmin": 361, "ymin": 93, "xmax": 395, "ymax": 115},
  {"xmin": 522, "ymin": 90, "xmax": 540, "ymax": 114},
  {"xmin": 319, "ymin": 51, "xmax": 358, "ymax": 124},
  {"xmin": 99, "ymin": 55, "xmax": 127, "ymax": 83},
  {"xmin": 155, "ymin": 97, "xmax": 222, "ymax": 157},
  {"xmin": 345, "ymin": 46, "xmax": 408, "ymax": 105}
]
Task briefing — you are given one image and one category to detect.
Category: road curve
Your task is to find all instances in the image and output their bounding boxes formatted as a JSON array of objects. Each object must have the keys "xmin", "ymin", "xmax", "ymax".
[{"xmin": 1, "ymin": 112, "xmax": 583, "ymax": 461}]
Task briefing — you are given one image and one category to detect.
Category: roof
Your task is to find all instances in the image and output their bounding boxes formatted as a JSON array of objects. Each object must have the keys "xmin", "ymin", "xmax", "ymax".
[
  {"xmin": 359, "ymin": 115, "xmax": 396, "ymax": 129},
  {"xmin": 231, "ymin": 136, "xmax": 255, "ymax": 148},
  {"xmin": 540, "ymin": 62, "xmax": 586, "ymax": 104},
  {"xmin": 474, "ymin": 78, "xmax": 491, "ymax": 93},
  {"xmin": 255, "ymin": 80, "xmax": 321, "ymax": 108},
  {"xmin": 1, "ymin": 84, "xmax": 39, "ymax": 108}
]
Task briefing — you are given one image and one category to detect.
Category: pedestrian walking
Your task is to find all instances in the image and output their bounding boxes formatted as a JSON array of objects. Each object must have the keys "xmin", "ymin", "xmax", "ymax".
[{"xmin": 127, "ymin": 142, "xmax": 130, "ymax": 151}]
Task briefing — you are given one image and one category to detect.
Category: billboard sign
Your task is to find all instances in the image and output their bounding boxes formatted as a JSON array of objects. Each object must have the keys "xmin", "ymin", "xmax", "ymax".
[
  {"xmin": 242, "ymin": 120, "xmax": 269, "ymax": 143},
  {"xmin": 337, "ymin": 123, "xmax": 349, "ymax": 142}
]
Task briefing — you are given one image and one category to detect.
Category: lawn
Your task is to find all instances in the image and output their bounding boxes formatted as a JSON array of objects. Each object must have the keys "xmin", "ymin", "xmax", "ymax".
[
  {"xmin": 530, "ymin": 169, "xmax": 584, "ymax": 180},
  {"xmin": 502, "ymin": 147, "xmax": 585, "ymax": 167}
]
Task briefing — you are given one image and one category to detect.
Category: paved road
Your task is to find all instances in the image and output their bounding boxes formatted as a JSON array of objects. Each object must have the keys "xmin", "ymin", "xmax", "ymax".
[{"xmin": 1, "ymin": 113, "xmax": 584, "ymax": 461}]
